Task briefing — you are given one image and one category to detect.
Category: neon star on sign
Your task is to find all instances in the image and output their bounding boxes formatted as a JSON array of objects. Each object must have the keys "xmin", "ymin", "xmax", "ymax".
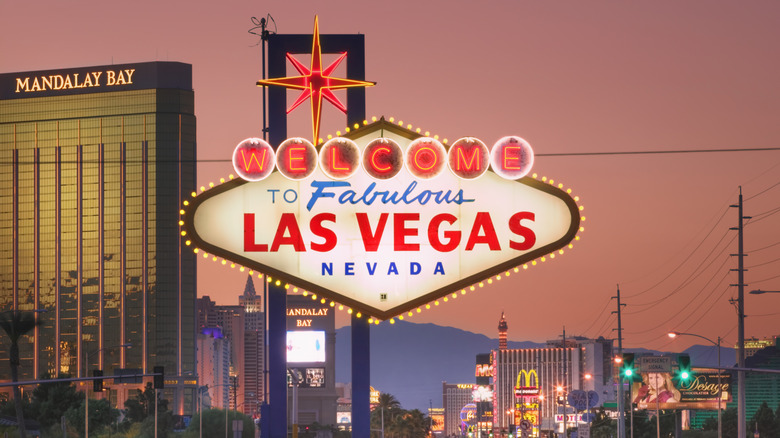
[{"xmin": 256, "ymin": 16, "xmax": 376, "ymax": 143}]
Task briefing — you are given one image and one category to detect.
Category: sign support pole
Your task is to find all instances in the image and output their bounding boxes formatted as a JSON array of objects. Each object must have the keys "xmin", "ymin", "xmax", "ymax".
[
  {"xmin": 267, "ymin": 282, "xmax": 287, "ymax": 438},
  {"xmin": 352, "ymin": 315, "xmax": 370, "ymax": 438},
  {"xmin": 613, "ymin": 286, "xmax": 626, "ymax": 438},
  {"xmin": 265, "ymin": 29, "xmax": 370, "ymax": 438}
]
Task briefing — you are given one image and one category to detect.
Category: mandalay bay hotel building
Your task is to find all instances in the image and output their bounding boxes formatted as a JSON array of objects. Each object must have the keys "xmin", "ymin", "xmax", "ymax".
[{"xmin": 0, "ymin": 62, "xmax": 197, "ymax": 413}]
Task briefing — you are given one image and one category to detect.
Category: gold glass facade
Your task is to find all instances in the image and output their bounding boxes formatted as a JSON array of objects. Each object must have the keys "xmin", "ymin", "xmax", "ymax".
[{"xmin": 0, "ymin": 63, "xmax": 196, "ymax": 411}]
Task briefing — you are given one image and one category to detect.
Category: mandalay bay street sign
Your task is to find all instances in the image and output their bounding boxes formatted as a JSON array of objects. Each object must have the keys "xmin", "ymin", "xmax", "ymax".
[{"xmin": 182, "ymin": 119, "xmax": 582, "ymax": 320}]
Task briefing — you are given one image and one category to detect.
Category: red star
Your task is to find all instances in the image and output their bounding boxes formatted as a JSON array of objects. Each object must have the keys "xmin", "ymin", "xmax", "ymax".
[{"xmin": 257, "ymin": 16, "xmax": 376, "ymax": 143}]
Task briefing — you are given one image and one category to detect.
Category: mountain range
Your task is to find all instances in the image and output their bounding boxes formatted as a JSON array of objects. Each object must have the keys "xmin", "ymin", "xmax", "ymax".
[{"xmin": 333, "ymin": 320, "xmax": 736, "ymax": 411}]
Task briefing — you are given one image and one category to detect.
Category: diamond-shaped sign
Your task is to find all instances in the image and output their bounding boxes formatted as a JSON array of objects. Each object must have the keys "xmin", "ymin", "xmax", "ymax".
[{"xmin": 182, "ymin": 119, "xmax": 581, "ymax": 320}]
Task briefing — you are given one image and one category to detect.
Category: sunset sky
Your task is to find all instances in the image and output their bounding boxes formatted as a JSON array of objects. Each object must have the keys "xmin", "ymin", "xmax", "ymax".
[{"xmin": 3, "ymin": 0, "xmax": 779, "ymax": 353}]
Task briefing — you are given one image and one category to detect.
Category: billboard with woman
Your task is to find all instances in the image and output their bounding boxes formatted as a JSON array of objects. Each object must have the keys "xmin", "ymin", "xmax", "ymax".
[{"xmin": 631, "ymin": 369, "xmax": 731, "ymax": 410}]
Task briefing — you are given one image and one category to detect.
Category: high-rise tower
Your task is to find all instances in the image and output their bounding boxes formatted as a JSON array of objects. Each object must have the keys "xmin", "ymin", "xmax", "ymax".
[
  {"xmin": 0, "ymin": 62, "xmax": 196, "ymax": 413},
  {"xmin": 498, "ymin": 312, "xmax": 508, "ymax": 350},
  {"xmin": 239, "ymin": 274, "xmax": 265, "ymax": 417}
]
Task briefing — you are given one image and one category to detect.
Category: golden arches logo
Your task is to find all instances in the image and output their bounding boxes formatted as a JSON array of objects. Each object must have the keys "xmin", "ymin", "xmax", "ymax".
[
  {"xmin": 514, "ymin": 369, "xmax": 540, "ymax": 398},
  {"xmin": 516, "ymin": 369, "xmax": 539, "ymax": 388}
]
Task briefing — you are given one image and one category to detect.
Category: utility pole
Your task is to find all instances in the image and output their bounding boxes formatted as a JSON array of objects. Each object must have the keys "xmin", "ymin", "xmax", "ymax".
[
  {"xmin": 730, "ymin": 187, "xmax": 750, "ymax": 438},
  {"xmin": 562, "ymin": 327, "xmax": 567, "ymax": 438},
  {"xmin": 612, "ymin": 285, "xmax": 626, "ymax": 438},
  {"xmin": 261, "ymin": 17, "xmax": 268, "ymax": 141},
  {"xmin": 249, "ymin": 15, "xmax": 273, "ymax": 141}
]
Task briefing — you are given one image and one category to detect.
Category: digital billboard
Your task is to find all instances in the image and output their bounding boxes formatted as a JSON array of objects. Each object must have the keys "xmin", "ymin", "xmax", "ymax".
[
  {"xmin": 287, "ymin": 367, "xmax": 326, "ymax": 388},
  {"xmin": 429, "ymin": 408, "xmax": 444, "ymax": 432},
  {"xmin": 631, "ymin": 368, "xmax": 731, "ymax": 410},
  {"xmin": 286, "ymin": 330, "xmax": 326, "ymax": 363}
]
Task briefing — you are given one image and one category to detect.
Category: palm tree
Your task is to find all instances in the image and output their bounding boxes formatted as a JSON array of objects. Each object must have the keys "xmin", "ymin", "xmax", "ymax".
[
  {"xmin": 0, "ymin": 310, "xmax": 42, "ymax": 438},
  {"xmin": 372, "ymin": 393, "xmax": 402, "ymax": 438},
  {"xmin": 377, "ymin": 393, "xmax": 402, "ymax": 411},
  {"xmin": 399, "ymin": 409, "xmax": 429, "ymax": 438}
]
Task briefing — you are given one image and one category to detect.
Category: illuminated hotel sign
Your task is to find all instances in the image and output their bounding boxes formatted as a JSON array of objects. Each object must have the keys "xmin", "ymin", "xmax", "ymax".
[
  {"xmin": 184, "ymin": 119, "xmax": 581, "ymax": 320},
  {"xmin": 14, "ymin": 68, "xmax": 136, "ymax": 93},
  {"xmin": 0, "ymin": 62, "xmax": 192, "ymax": 100},
  {"xmin": 555, "ymin": 414, "xmax": 584, "ymax": 424},
  {"xmin": 430, "ymin": 409, "xmax": 444, "ymax": 432},
  {"xmin": 287, "ymin": 307, "xmax": 329, "ymax": 327},
  {"xmin": 475, "ymin": 363, "xmax": 493, "ymax": 378},
  {"xmin": 286, "ymin": 296, "xmax": 333, "ymax": 331}
]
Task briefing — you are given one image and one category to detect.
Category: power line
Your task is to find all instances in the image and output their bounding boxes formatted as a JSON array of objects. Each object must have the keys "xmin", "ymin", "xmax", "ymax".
[
  {"xmin": 593, "ymin": 313, "xmax": 616, "ymax": 340},
  {"xmin": 626, "ymin": 233, "xmax": 734, "ymax": 310},
  {"xmin": 622, "ymin": 206, "xmax": 732, "ymax": 300},
  {"xmin": 748, "ymin": 240, "xmax": 780, "ymax": 253},
  {"xmin": 745, "ymin": 179, "xmax": 780, "ymax": 201},
  {"xmin": 3, "ymin": 145, "xmax": 780, "ymax": 165},
  {"xmin": 632, "ymin": 281, "xmax": 732, "ymax": 348},
  {"xmin": 750, "ymin": 272, "xmax": 780, "ymax": 285},
  {"xmin": 747, "ymin": 255, "xmax": 780, "ymax": 269},
  {"xmin": 680, "ymin": 283, "xmax": 733, "ymax": 335},
  {"xmin": 536, "ymin": 146, "xmax": 780, "ymax": 157},
  {"xmin": 625, "ymin": 270, "xmax": 731, "ymax": 335},
  {"xmin": 746, "ymin": 205, "xmax": 780, "ymax": 223},
  {"xmin": 577, "ymin": 297, "xmax": 614, "ymax": 337}
]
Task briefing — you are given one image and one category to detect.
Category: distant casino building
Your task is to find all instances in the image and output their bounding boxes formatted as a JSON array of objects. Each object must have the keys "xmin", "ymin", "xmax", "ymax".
[
  {"xmin": 461, "ymin": 315, "xmax": 615, "ymax": 437},
  {"xmin": 0, "ymin": 62, "xmax": 196, "ymax": 413},
  {"xmin": 725, "ymin": 344, "xmax": 780, "ymax": 429},
  {"xmin": 738, "ymin": 336, "xmax": 778, "ymax": 358},
  {"xmin": 239, "ymin": 278, "xmax": 265, "ymax": 418},
  {"xmin": 492, "ymin": 336, "xmax": 615, "ymax": 436},
  {"xmin": 197, "ymin": 275, "xmax": 265, "ymax": 417},
  {"xmin": 442, "ymin": 382, "xmax": 476, "ymax": 438},
  {"xmin": 198, "ymin": 327, "xmax": 231, "ymax": 409}
]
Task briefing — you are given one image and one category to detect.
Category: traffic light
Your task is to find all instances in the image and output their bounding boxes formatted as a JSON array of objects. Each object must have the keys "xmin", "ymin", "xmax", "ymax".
[
  {"xmin": 676, "ymin": 354, "xmax": 692, "ymax": 382},
  {"xmin": 93, "ymin": 369, "xmax": 103, "ymax": 392},
  {"xmin": 621, "ymin": 353, "xmax": 636, "ymax": 379},
  {"xmin": 153, "ymin": 366, "xmax": 165, "ymax": 389}
]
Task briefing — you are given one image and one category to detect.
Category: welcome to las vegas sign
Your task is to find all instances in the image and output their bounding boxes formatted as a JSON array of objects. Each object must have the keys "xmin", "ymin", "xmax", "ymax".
[{"xmin": 182, "ymin": 118, "xmax": 582, "ymax": 320}]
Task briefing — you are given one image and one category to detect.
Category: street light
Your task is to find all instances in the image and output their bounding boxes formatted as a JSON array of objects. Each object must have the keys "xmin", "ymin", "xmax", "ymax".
[
  {"xmin": 748, "ymin": 289, "xmax": 780, "ymax": 295},
  {"xmin": 84, "ymin": 343, "xmax": 132, "ymax": 438},
  {"xmin": 668, "ymin": 332, "xmax": 722, "ymax": 438},
  {"xmin": 200, "ymin": 382, "xmax": 234, "ymax": 438},
  {"xmin": 177, "ymin": 371, "xmax": 201, "ymax": 438},
  {"xmin": 197, "ymin": 385, "xmax": 208, "ymax": 438},
  {"xmin": 505, "ymin": 409, "xmax": 514, "ymax": 437}
]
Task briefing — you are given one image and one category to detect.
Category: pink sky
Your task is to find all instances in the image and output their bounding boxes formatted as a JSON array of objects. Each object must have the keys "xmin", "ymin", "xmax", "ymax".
[{"xmin": 3, "ymin": 1, "xmax": 779, "ymax": 352}]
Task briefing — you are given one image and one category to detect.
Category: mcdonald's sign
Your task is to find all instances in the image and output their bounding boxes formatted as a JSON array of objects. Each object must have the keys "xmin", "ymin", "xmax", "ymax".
[
  {"xmin": 515, "ymin": 369, "xmax": 540, "ymax": 398},
  {"xmin": 475, "ymin": 363, "xmax": 493, "ymax": 378}
]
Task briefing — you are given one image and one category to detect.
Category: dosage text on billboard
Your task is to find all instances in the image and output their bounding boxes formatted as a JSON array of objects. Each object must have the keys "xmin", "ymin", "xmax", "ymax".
[{"xmin": 183, "ymin": 120, "xmax": 582, "ymax": 320}]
